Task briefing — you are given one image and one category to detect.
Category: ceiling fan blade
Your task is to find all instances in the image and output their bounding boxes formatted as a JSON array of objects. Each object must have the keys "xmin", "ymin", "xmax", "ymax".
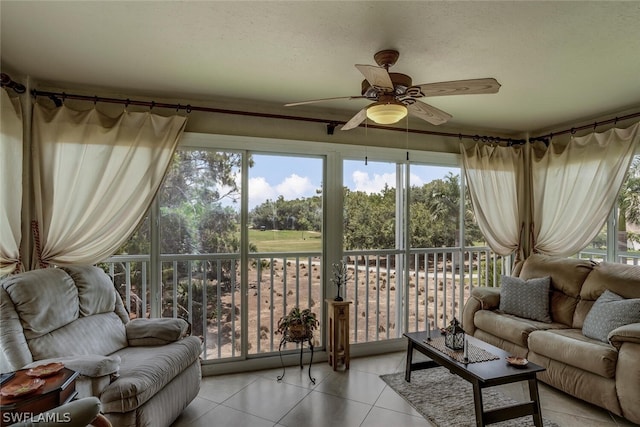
[
  {"xmin": 285, "ymin": 95, "xmax": 366, "ymax": 107},
  {"xmin": 407, "ymin": 101, "xmax": 452, "ymax": 126},
  {"xmin": 355, "ymin": 64, "xmax": 394, "ymax": 91},
  {"xmin": 341, "ymin": 108, "xmax": 368, "ymax": 131},
  {"xmin": 408, "ymin": 78, "xmax": 501, "ymax": 98}
]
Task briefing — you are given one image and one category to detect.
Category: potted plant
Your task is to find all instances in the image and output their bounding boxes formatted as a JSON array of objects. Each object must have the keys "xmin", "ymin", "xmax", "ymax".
[{"xmin": 277, "ymin": 307, "xmax": 319, "ymax": 341}]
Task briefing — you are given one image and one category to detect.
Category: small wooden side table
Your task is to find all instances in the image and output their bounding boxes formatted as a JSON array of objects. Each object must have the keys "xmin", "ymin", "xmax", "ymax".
[
  {"xmin": 326, "ymin": 299, "xmax": 352, "ymax": 371},
  {"xmin": 0, "ymin": 367, "xmax": 79, "ymax": 427}
]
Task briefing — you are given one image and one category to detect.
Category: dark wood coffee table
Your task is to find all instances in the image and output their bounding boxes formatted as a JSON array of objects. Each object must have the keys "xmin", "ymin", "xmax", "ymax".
[
  {"xmin": 404, "ymin": 330, "xmax": 545, "ymax": 427},
  {"xmin": 1, "ymin": 367, "xmax": 79, "ymax": 426}
]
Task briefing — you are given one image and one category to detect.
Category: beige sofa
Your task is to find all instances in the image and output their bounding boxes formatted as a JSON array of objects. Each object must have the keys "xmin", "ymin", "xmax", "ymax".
[
  {"xmin": 0, "ymin": 266, "xmax": 202, "ymax": 427},
  {"xmin": 462, "ymin": 254, "xmax": 640, "ymax": 424}
]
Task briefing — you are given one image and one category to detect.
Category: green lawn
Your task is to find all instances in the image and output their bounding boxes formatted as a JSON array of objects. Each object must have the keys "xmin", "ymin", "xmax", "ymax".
[{"xmin": 248, "ymin": 229, "xmax": 322, "ymax": 252}]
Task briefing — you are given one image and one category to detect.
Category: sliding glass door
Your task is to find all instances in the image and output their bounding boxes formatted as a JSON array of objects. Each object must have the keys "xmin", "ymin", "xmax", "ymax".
[{"xmin": 247, "ymin": 154, "xmax": 324, "ymax": 355}]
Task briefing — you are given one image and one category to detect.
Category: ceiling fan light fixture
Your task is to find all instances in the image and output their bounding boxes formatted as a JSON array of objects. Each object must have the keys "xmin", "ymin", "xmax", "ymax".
[{"xmin": 366, "ymin": 102, "xmax": 407, "ymax": 125}]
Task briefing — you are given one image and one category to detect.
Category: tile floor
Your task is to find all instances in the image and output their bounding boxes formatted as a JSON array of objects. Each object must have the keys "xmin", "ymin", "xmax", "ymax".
[{"xmin": 171, "ymin": 351, "xmax": 637, "ymax": 427}]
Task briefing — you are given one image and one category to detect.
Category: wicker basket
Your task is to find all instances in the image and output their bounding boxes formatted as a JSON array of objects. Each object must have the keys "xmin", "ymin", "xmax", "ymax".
[{"xmin": 287, "ymin": 323, "xmax": 312, "ymax": 340}]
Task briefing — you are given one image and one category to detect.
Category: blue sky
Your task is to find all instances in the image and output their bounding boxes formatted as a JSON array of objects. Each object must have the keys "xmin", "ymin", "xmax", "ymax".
[{"xmin": 245, "ymin": 154, "xmax": 459, "ymax": 209}]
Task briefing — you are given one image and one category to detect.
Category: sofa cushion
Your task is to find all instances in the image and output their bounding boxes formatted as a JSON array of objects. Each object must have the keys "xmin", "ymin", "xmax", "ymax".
[
  {"xmin": 100, "ymin": 336, "xmax": 202, "ymax": 413},
  {"xmin": 528, "ymin": 329, "xmax": 618, "ymax": 378},
  {"xmin": 62, "ymin": 265, "xmax": 117, "ymax": 316},
  {"xmin": 2, "ymin": 268, "xmax": 79, "ymax": 339},
  {"xmin": 474, "ymin": 310, "xmax": 565, "ymax": 348},
  {"xmin": 499, "ymin": 275, "xmax": 552, "ymax": 323},
  {"xmin": 574, "ymin": 261, "xmax": 640, "ymax": 328},
  {"xmin": 582, "ymin": 290, "xmax": 640, "ymax": 343},
  {"xmin": 519, "ymin": 255, "xmax": 595, "ymax": 326}
]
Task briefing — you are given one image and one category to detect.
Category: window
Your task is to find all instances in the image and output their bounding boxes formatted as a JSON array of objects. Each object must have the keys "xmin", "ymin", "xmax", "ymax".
[
  {"xmin": 617, "ymin": 154, "xmax": 640, "ymax": 263},
  {"xmin": 577, "ymin": 153, "xmax": 640, "ymax": 264}
]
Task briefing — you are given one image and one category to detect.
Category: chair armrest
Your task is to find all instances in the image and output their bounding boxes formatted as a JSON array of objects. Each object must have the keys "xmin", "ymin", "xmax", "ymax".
[
  {"xmin": 10, "ymin": 396, "xmax": 103, "ymax": 427},
  {"xmin": 608, "ymin": 323, "xmax": 640, "ymax": 350},
  {"xmin": 24, "ymin": 355, "xmax": 121, "ymax": 378},
  {"xmin": 126, "ymin": 318, "xmax": 189, "ymax": 346}
]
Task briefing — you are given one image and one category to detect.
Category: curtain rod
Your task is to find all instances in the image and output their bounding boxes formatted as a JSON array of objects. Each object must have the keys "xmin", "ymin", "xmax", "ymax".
[
  {"xmin": 1, "ymin": 73, "xmax": 26, "ymax": 94},
  {"xmin": 31, "ymin": 89, "xmax": 526, "ymax": 145},
  {"xmin": 529, "ymin": 111, "xmax": 640, "ymax": 142}
]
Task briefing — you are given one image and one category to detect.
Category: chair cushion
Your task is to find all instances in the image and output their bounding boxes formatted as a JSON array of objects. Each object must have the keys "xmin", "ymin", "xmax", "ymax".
[
  {"xmin": 100, "ymin": 336, "xmax": 202, "ymax": 413},
  {"xmin": 62, "ymin": 265, "xmax": 117, "ymax": 316},
  {"xmin": 528, "ymin": 329, "xmax": 618, "ymax": 378},
  {"xmin": 28, "ymin": 312, "xmax": 127, "ymax": 360},
  {"xmin": 2, "ymin": 268, "xmax": 79, "ymax": 339},
  {"xmin": 582, "ymin": 290, "xmax": 640, "ymax": 343},
  {"xmin": 499, "ymin": 275, "xmax": 552, "ymax": 323}
]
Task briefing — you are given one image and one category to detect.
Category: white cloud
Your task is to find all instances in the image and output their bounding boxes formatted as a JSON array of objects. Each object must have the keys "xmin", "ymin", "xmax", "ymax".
[
  {"xmin": 248, "ymin": 176, "xmax": 276, "ymax": 208},
  {"xmin": 349, "ymin": 171, "xmax": 432, "ymax": 193},
  {"xmin": 249, "ymin": 174, "xmax": 316, "ymax": 208},
  {"xmin": 351, "ymin": 170, "xmax": 396, "ymax": 193},
  {"xmin": 409, "ymin": 173, "xmax": 424, "ymax": 187},
  {"xmin": 275, "ymin": 174, "xmax": 315, "ymax": 199}
]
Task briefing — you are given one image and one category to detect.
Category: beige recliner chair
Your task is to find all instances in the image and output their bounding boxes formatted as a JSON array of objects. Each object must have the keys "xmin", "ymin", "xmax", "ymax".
[{"xmin": 0, "ymin": 266, "xmax": 202, "ymax": 427}]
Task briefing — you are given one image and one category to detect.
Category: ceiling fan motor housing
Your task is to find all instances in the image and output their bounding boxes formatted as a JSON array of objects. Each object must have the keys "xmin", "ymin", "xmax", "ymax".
[{"xmin": 361, "ymin": 73, "xmax": 413, "ymax": 98}]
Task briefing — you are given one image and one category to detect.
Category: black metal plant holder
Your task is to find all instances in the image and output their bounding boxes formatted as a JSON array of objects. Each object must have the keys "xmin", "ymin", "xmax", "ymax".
[{"xmin": 277, "ymin": 330, "xmax": 316, "ymax": 384}]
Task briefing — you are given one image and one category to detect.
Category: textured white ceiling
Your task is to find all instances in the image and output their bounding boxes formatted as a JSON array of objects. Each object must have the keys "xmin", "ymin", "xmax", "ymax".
[{"xmin": 2, "ymin": 1, "xmax": 639, "ymax": 134}]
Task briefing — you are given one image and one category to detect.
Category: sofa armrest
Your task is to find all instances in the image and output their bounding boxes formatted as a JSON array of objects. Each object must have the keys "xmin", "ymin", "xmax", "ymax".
[
  {"xmin": 462, "ymin": 287, "xmax": 501, "ymax": 335},
  {"xmin": 608, "ymin": 323, "xmax": 640, "ymax": 350},
  {"xmin": 613, "ymin": 328, "xmax": 640, "ymax": 424},
  {"xmin": 126, "ymin": 318, "xmax": 189, "ymax": 346},
  {"xmin": 471, "ymin": 287, "xmax": 501, "ymax": 310}
]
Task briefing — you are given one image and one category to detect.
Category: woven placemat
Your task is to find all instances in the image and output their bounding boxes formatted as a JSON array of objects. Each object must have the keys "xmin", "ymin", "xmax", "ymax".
[{"xmin": 423, "ymin": 336, "xmax": 499, "ymax": 363}]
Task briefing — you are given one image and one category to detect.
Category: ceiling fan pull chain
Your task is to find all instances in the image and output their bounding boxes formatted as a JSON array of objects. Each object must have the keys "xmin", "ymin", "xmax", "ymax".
[{"xmin": 406, "ymin": 114, "xmax": 410, "ymax": 161}]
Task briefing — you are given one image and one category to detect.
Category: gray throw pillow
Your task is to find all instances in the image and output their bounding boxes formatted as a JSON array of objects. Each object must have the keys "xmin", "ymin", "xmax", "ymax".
[
  {"xmin": 582, "ymin": 290, "xmax": 640, "ymax": 343},
  {"xmin": 499, "ymin": 275, "xmax": 552, "ymax": 323}
]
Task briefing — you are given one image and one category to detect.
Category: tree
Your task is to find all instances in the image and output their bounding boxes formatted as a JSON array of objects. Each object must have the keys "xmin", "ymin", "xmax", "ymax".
[
  {"xmin": 618, "ymin": 155, "xmax": 640, "ymax": 250},
  {"xmin": 343, "ymin": 184, "xmax": 396, "ymax": 250},
  {"xmin": 107, "ymin": 149, "xmax": 247, "ymax": 318},
  {"xmin": 199, "ymin": 205, "xmax": 240, "ymax": 254},
  {"xmin": 249, "ymin": 195, "xmax": 322, "ymax": 231},
  {"xmin": 410, "ymin": 173, "xmax": 483, "ymax": 248}
]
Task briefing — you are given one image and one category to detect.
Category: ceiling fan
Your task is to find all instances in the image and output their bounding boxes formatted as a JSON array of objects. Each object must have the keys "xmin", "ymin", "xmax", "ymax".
[{"xmin": 285, "ymin": 49, "xmax": 501, "ymax": 130}]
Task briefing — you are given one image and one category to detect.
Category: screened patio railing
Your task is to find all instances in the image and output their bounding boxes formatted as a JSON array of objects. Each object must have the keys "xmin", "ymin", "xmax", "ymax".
[{"xmin": 100, "ymin": 248, "xmax": 639, "ymax": 361}]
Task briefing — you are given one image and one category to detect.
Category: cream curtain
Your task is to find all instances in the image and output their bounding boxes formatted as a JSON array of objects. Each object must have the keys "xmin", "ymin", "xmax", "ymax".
[
  {"xmin": 531, "ymin": 122, "xmax": 640, "ymax": 256},
  {"xmin": 0, "ymin": 90, "xmax": 23, "ymax": 275},
  {"xmin": 32, "ymin": 104, "xmax": 186, "ymax": 266},
  {"xmin": 462, "ymin": 142, "xmax": 525, "ymax": 256}
]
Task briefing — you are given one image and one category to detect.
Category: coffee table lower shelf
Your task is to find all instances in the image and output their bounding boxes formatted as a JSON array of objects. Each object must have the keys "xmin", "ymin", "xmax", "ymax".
[{"xmin": 404, "ymin": 331, "xmax": 545, "ymax": 427}]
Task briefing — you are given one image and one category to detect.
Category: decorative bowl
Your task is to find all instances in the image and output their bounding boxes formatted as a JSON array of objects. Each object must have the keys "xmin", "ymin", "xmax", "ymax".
[
  {"xmin": 26, "ymin": 362, "xmax": 65, "ymax": 377},
  {"xmin": 0, "ymin": 378, "xmax": 45, "ymax": 397},
  {"xmin": 506, "ymin": 356, "xmax": 528, "ymax": 367}
]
